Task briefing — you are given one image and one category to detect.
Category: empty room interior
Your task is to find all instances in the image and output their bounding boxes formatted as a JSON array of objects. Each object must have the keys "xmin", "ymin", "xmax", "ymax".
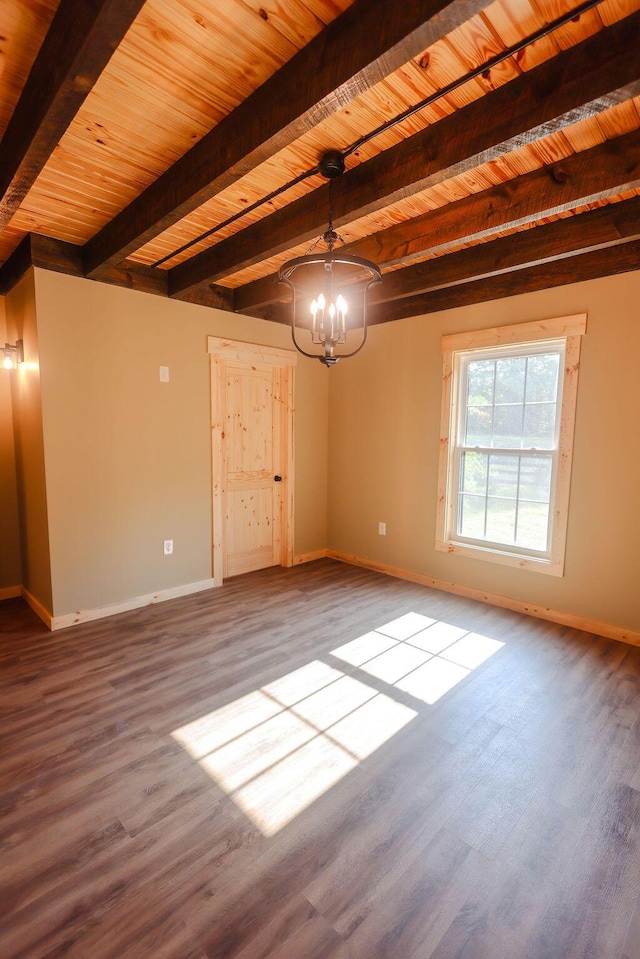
[{"xmin": 2, "ymin": 1, "xmax": 640, "ymax": 957}]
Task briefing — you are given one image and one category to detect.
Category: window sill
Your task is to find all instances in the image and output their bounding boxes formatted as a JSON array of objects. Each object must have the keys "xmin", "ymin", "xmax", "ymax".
[{"xmin": 435, "ymin": 538, "xmax": 564, "ymax": 577}]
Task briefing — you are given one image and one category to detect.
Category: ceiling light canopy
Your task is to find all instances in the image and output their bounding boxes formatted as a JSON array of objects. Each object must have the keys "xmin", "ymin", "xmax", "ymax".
[{"xmin": 279, "ymin": 151, "xmax": 381, "ymax": 367}]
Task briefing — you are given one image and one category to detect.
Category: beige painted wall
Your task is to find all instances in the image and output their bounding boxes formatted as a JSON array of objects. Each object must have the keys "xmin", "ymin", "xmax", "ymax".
[
  {"xmin": 4, "ymin": 272, "xmax": 53, "ymax": 610},
  {"xmin": 9, "ymin": 262, "xmax": 636, "ymax": 633},
  {"xmin": 328, "ymin": 269, "xmax": 640, "ymax": 634},
  {"xmin": 33, "ymin": 269, "xmax": 328, "ymax": 616},
  {"xmin": 0, "ymin": 301, "xmax": 22, "ymax": 591}
]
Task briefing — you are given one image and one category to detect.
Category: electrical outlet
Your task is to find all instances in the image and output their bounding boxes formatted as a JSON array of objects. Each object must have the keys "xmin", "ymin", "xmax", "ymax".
[
  {"xmin": 159, "ymin": 366, "xmax": 170, "ymax": 382},
  {"xmin": 163, "ymin": 539, "xmax": 173, "ymax": 555},
  {"xmin": 378, "ymin": 522, "xmax": 386, "ymax": 536}
]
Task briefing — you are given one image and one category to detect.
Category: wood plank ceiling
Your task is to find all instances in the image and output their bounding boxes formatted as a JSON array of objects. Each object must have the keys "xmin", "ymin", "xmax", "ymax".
[{"xmin": 1, "ymin": 0, "xmax": 639, "ymax": 325}]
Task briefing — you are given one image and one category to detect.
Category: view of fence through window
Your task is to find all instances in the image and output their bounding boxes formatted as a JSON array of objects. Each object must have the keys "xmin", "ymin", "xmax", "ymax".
[{"xmin": 458, "ymin": 349, "xmax": 561, "ymax": 552}]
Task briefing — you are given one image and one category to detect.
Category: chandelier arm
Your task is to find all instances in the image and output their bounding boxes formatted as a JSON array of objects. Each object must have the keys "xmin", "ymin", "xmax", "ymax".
[
  {"xmin": 281, "ymin": 278, "xmax": 332, "ymax": 360},
  {"xmin": 291, "ymin": 325, "xmax": 330, "ymax": 361},
  {"xmin": 318, "ymin": 274, "xmax": 380, "ymax": 361}
]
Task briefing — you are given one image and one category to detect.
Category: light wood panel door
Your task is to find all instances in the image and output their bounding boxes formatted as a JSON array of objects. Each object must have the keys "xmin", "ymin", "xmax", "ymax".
[
  {"xmin": 208, "ymin": 338, "xmax": 296, "ymax": 584},
  {"xmin": 224, "ymin": 363, "xmax": 280, "ymax": 577}
]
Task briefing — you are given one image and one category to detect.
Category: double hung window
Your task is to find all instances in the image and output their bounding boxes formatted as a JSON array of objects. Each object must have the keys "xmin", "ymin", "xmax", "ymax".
[{"xmin": 436, "ymin": 316, "xmax": 586, "ymax": 576}]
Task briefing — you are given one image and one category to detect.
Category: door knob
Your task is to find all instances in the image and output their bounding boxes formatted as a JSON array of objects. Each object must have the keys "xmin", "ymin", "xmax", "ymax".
[{"xmin": 274, "ymin": 475, "xmax": 282, "ymax": 482}]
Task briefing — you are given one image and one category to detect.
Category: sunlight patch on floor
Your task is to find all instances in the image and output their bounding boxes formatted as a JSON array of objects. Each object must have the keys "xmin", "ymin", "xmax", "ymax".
[
  {"xmin": 172, "ymin": 613, "xmax": 504, "ymax": 835},
  {"xmin": 172, "ymin": 661, "xmax": 416, "ymax": 836},
  {"xmin": 331, "ymin": 612, "xmax": 504, "ymax": 705}
]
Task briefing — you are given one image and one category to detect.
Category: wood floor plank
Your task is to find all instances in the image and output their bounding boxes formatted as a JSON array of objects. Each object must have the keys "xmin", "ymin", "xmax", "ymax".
[
  {"xmin": 420, "ymin": 794, "xmax": 588, "ymax": 958},
  {"xmin": 622, "ymin": 890, "xmax": 640, "ymax": 959},
  {"xmin": 340, "ymin": 826, "xmax": 473, "ymax": 959},
  {"xmin": 1, "ymin": 559, "xmax": 639, "ymax": 959},
  {"xmin": 231, "ymin": 893, "xmax": 347, "ymax": 959},
  {"xmin": 303, "ymin": 714, "xmax": 515, "ymax": 939},
  {"xmin": 521, "ymin": 782, "xmax": 640, "ymax": 959},
  {"xmin": 1, "ymin": 792, "xmax": 246, "ymax": 958}
]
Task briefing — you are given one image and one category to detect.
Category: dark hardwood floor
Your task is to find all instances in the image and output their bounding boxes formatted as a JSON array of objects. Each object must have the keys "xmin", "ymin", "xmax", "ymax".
[{"xmin": 1, "ymin": 559, "xmax": 640, "ymax": 959}]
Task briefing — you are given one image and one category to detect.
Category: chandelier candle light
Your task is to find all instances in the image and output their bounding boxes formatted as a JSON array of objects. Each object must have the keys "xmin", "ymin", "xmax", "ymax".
[{"xmin": 279, "ymin": 150, "xmax": 382, "ymax": 366}]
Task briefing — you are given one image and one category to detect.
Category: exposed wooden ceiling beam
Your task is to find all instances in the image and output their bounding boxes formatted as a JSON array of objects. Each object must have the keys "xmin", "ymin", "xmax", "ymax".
[
  {"xmin": 0, "ymin": 235, "xmax": 169, "ymax": 296},
  {"xmin": 235, "ymin": 128, "xmax": 640, "ymax": 312},
  {"xmin": 244, "ymin": 199, "xmax": 640, "ymax": 326},
  {"xmin": 0, "ymin": 0, "xmax": 146, "ymax": 231},
  {"xmin": 335, "ymin": 133, "xmax": 640, "ymax": 271},
  {"xmin": 0, "ymin": 235, "xmax": 234, "ymax": 311},
  {"xmin": 0, "ymin": 236, "xmax": 33, "ymax": 296},
  {"xmin": 83, "ymin": 0, "xmax": 490, "ymax": 276},
  {"xmin": 367, "ymin": 237, "xmax": 640, "ymax": 322},
  {"xmin": 371, "ymin": 196, "xmax": 640, "ymax": 305},
  {"xmin": 169, "ymin": 11, "xmax": 640, "ymax": 298},
  {"xmin": 173, "ymin": 285, "xmax": 236, "ymax": 312}
]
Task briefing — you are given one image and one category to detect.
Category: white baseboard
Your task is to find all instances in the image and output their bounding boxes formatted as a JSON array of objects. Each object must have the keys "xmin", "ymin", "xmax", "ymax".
[
  {"xmin": 0, "ymin": 585, "xmax": 22, "ymax": 601},
  {"xmin": 49, "ymin": 578, "xmax": 218, "ymax": 631},
  {"xmin": 327, "ymin": 550, "xmax": 640, "ymax": 648},
  {"xmin": 293, "ymin": 549, "xmax": 329, "ymax": 565},
  {"xmin": 16, "ymin": 553, "xmax": 638, "ymax": 647}
]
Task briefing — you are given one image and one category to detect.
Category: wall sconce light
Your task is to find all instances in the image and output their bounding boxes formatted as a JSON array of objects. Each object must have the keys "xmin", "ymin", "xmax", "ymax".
[{"xmin": 2, "ymin": 339, "xmax": 24, "ymax": 370}]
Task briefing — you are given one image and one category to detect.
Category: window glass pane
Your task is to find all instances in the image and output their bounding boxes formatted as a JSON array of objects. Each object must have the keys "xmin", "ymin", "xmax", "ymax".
[
  {"xmin": 459, "ymin": 493, "xmax": 486, "ymax": 539},
  {"xmin": 493, "ymin": 405, "xmax": 523, "ymax": 448},
  {"xmin": 487, "ymin": 454, "xmax": 519, "ymax": 498},
  {"xmin": 525, "ymin": 353, "xmax": 560, "ymax": 402},
  {"xmin": 467, "ymin": 360, "xmax": 494, "ymax": 406},
  {"xmin": 516, "ymin": 502, "xmax": 549, "ymax": 551},
  {"xmin": 523, "ymin": 402, "xmax": 556, "ymax": 448},
  {"xmin": 465, "ymin": 406, "xmax": 493, "ymax": 446},
  {"xmin": 486, "ymin": 496, "xmax": 516, "ymax": 543},
  {"xmin": 461, "ymin": 451, "xmax": 487, "ymax": 494},
  {"xmin": 446, "ymin": 333, "xmax": 573, "ymax": 564},
  {"xmin": 520, "ymin": 456, "xmax": 552, "ymax": 504},
  {"xmin": 495, "ymin": 357, "xmax": 526, "ymax": 404},
  {"xmin": 459, "ymin": 455, "xmax": 552, "ymax": 550}
]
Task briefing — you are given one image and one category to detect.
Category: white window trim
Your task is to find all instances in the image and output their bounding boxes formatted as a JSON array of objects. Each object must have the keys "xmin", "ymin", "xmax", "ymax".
[{"xmin": 436, "ymin": 314, "xmax": 586, "ymax": 577}]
